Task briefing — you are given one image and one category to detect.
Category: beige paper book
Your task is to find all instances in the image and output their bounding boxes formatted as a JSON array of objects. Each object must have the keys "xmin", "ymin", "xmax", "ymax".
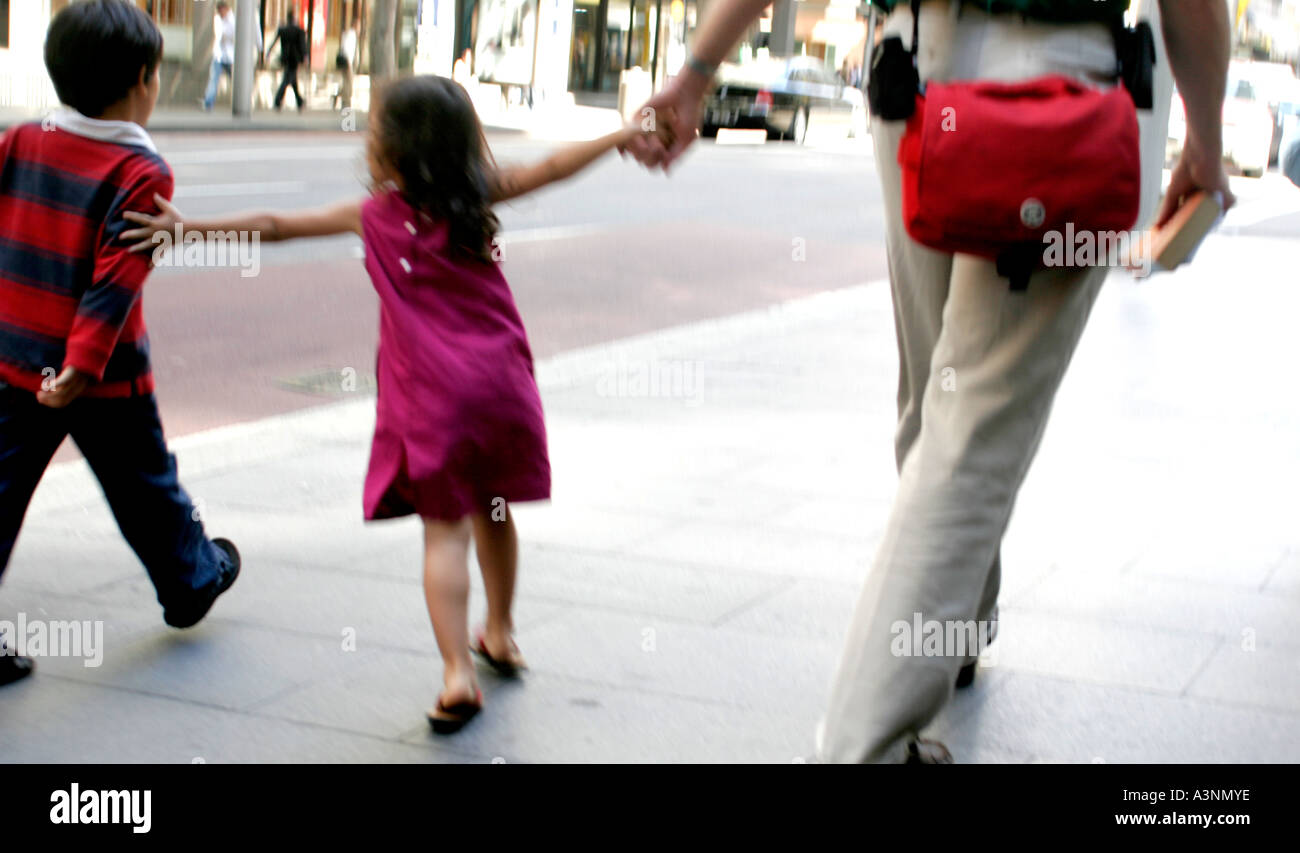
[{"xmin": 1143, "ymin": 190, "xmax": 1224, "ymax": 272}]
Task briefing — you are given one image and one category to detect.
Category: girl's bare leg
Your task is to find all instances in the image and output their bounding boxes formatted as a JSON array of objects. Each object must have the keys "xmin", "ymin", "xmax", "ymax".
[
  {"xmin": 471, "ymin": 506, "xmax": 526, "ymax": 666},
  {"xmin": 422, "ymin": 517, "xmax": 478, "ymax": 704}
]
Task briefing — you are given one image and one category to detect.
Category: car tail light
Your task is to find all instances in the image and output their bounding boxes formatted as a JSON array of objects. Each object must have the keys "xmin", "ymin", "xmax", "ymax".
[
  {"xmin": 755, "ymin": 90, "xmax": 773, "ymax": 109},
  {"xmin": 1223, "ymin": 98, "xmax": 1242, "ymax": 128}
]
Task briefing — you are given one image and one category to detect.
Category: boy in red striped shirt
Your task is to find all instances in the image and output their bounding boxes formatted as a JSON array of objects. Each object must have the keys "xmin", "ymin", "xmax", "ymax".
[{"xmin": 0, "ymin": 0, "xmax": 241, "ymax": 686}]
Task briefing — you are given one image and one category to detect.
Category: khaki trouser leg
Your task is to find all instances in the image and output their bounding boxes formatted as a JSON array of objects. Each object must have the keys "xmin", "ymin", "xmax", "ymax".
[
  {"xmin": 877, "ymin": 105, "xmax": 1007, "ymax": 648},
  {"xmin": 820, "ymin": 256, "xmax": 1106, "ymax": 762}
]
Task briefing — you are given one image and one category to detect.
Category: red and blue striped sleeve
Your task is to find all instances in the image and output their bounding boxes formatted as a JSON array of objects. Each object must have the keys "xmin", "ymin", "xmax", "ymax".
[{"xmin": 64, "ymin": 162, "xmax": 173, "ymax": 380}]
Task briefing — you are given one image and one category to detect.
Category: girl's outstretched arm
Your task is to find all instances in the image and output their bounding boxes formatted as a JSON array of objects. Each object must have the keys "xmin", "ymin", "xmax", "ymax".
[
  {"xmin": 121, "ymin": 194, "xmax": 363, "ymax": 252},
  {"xmin": 491, "ymin": 123, "xmax": 664, "ymax": 203}
]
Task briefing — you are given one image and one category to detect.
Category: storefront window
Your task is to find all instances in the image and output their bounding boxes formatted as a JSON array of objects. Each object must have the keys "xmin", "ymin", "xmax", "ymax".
[
  {"xmin": 570, "ymin": 1, "xmax": 599, "ymax": 90},
  {"xmin": 144, "ymin": 0, "xmax": 192, "ymax": 25},
  {"xmin": 569, "ymin": 0, "xmax": 677, "ymax": 94},
  {"xmin": 398, "ymin": 0, "xmax": 419, "ymax": 70},
  {"xmin": 475, "ymin": 0, "xmax": 538, "ymax": 85},
  {"xmin": 606, "ymin": 0, "xmax": 652, "ymax": 84}
]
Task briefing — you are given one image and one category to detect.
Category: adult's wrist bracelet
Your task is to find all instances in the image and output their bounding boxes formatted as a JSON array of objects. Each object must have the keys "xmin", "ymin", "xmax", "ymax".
[{"xmin": 685, "ymin": 52, "xmax": 718, "ymax": 79}]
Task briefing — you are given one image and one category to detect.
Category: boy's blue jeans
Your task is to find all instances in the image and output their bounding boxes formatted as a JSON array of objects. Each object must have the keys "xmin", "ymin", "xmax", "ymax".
[
  {"xmin": 203, "ymin": 58, "xmax": 233, "ymax": 110},
  {"xmin": 0, "ymin": 384, "xmax": 232, "ymax": 614}
]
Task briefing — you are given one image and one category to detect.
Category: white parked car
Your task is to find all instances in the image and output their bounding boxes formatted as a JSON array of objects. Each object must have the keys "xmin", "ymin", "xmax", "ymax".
[
  {"xmin": 1167, "ymin": 73, "xmax": 1274, "ymax": 178},
  {"xmin": 1229, "ymin": 60, "xmax": 1300, "ymax": 164},
  {"xmin": 1223, "ymin": 74, "xmax": 1275, "ymax": 177}
]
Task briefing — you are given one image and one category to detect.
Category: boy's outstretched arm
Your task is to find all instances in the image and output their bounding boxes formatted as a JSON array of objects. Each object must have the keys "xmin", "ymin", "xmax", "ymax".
[
  {"xmin": 121, "ymin": 195, "xmax": 363, "ymax": 251},
  {"xmin": 491, "ymin": 123, "xmax": 666, "ymax": 203}
]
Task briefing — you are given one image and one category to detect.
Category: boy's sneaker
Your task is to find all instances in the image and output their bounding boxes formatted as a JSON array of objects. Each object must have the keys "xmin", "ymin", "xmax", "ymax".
[
  {"xmin": 0, "ymin": 637, "xmax": 35, "ymax": 687},
  {"xmin": 163, "ymin": 538, "xmax": 242, "ymax": 629}
]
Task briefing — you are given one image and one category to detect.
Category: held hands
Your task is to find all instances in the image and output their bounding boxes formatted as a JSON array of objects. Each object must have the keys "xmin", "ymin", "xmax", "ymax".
[
  {"xmin": 618, "ymin": 73, "xmax": 712, "ymax": 172},
  {"xmin": 121, "ymin": 193, "xmax": 186, "ymax": 254},
  {"xmin": 37, "ymin": 366, "xmax": 91, "ymax": 409},
  {"xmin": 617, "ymin": 111, "xmax": 678, "ymax": 156}
]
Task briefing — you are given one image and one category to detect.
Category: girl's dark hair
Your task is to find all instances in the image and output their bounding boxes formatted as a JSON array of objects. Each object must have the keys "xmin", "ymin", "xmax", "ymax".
[
  {"xmin": 45, "ymin": 0, "xmax": 164, "ymax": 118},
  {"xmin": 373, "ymin": 76, "xmax": 500, "ymax": 265}
]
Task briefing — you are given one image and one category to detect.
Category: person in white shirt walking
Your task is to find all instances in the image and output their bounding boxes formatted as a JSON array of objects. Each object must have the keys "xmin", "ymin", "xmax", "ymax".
[{"xmin": 202, "ymin": 1, "xmax": 263, "ymax": 111}]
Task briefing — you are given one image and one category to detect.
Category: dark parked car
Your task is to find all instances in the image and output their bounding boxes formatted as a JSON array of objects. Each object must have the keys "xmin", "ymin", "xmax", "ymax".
[{"xmin": 702, "ymin": 57, "xmax": 867, "ymax": 143}]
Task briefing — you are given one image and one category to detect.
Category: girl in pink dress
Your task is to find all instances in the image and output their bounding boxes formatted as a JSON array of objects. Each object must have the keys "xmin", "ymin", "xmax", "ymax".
[{"xmin": 124, "ymin": 75, "xmax": 666, "ymax": 733}]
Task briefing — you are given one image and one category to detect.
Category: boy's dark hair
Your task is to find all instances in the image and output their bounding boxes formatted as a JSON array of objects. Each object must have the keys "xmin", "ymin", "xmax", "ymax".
[
  {"xmin": 45, "ymin": 0, "xmax": 164, "ymax": 118},
  {"xmin": 372, "ymin": 76, "xmax": 500, "ymax": 265}
]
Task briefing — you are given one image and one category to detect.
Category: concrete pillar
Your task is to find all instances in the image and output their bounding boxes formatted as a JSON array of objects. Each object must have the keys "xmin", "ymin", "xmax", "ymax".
[
  {"xmin": 769, "ymin": 0, "xmax": 796, "ymax": 57},
  {"xmin": 232, "ymin": 0, "xmax": 258, "ymax": 117}
]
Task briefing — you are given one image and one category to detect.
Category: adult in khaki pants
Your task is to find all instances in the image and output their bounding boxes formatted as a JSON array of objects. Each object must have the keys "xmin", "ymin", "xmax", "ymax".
[{"xmin": 628, "ymin": 0, "xmax": 1236, "ymax": 762}]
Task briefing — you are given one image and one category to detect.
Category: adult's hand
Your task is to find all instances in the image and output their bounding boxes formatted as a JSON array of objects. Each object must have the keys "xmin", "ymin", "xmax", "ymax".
[
  {"xmin": 621, "ymin": 71, "xmax": 712, "ymax": 172},
  {"xmin": 1156, "ymin": 131, "xmax": 1236, "ymax": 228}
]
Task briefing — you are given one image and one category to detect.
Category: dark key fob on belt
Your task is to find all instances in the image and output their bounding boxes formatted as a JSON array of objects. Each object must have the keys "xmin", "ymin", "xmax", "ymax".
[{"xmin": 867, "ymin": 35, "xmax": 920, "ymax": 121}]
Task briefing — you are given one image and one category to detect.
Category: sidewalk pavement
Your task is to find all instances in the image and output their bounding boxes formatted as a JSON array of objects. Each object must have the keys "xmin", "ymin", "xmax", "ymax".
[{"xmin": 1, "ymin": 228, "xmax": 1298, "ymax": 763}]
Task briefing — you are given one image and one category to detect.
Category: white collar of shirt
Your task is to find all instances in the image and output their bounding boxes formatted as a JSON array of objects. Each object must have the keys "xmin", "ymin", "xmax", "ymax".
[{"xmin": 48, "ymin": 108, "xmax": 158, "ymax": 154}]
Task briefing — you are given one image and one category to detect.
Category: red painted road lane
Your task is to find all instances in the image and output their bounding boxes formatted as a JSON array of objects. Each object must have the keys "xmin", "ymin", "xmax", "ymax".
[{"xmin": 51, "ymin": 220, "xmax": 883, "ymax": 461}]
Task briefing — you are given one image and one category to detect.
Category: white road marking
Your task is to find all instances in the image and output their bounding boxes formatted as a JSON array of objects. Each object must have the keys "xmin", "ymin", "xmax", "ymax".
[
  {"xmin": 173, "ymin": 181, "xmax": 309, "ymax": 198},
  {"xmin": 715, "ymin": 129, "xmax": 768, "ymax": 145},
  {"xmin": 162, "ymin": 146, "xmax": 362, "ymax": 165},
  {"xmin": 495, "ymin": 223, "xmax": 612, "ymax": 244}
]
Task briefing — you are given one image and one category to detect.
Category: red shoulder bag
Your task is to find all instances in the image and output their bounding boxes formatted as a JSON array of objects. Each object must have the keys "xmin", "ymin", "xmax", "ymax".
[{"xmin": 894, "ymin": 0, "xmax": 1143, "ymax": 289}]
